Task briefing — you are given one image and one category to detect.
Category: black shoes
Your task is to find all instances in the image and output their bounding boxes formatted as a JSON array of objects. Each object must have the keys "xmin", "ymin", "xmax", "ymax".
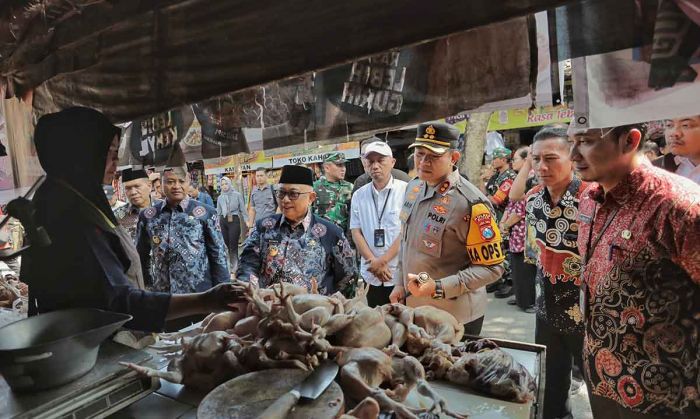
[
  {"xmin": 486, "ymin": 280, "xmax": 503, "ymax": 293},
  {"xmin": 494, "ymin": 284, "xmax": 513, "ymax": 299}
]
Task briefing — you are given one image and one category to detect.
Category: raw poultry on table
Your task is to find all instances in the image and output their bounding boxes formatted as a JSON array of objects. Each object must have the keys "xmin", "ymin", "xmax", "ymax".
[{"xmin": 122, "ymin": 280, "xmax": 536, "ymax": 418}]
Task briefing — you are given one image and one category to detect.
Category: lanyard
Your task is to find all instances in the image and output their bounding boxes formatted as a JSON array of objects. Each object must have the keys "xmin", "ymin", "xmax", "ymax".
[
  {"xmin": 583, "ymin": 204, "xmax": 620, "ymax": 266},
  {"xmin": 371, "ymin": 187, "xmax": 392, "ymax": 228}
]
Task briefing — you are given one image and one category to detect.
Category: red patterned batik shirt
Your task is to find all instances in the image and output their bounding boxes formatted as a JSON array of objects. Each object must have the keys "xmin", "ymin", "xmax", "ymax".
[
  {"xmin": 577, "ymin": 163, "xmax": 700, "ymax": 415},
  {"xmin": 525, "ymin": 177, "xmax": 588, "ymax": 333}
]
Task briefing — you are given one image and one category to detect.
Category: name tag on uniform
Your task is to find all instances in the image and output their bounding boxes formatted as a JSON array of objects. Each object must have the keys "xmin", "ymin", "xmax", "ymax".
[{"xmin": 374, "ymin": 229, "xmax": 386, "ymax": 247}]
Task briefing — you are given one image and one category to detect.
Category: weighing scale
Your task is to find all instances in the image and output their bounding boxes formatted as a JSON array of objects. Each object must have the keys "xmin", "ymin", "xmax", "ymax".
[{"xmin": 0, "ymin": 341, "xmax": 160, "ymax": 419}]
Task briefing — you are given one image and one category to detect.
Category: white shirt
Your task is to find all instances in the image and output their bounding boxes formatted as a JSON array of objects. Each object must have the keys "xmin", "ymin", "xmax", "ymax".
[
  {"xmin": 350, "ymin": 176, "xmax": 407, "ymax": 286},
  {"xmin": 675, "ymin": 156, "xmax": 700, "ymax": 184}
]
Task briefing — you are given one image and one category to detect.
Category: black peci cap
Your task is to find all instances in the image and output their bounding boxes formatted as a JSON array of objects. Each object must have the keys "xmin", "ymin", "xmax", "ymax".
[{"xmin": 279, "ymin": 165, "xmax": 314, "ymax": 186}]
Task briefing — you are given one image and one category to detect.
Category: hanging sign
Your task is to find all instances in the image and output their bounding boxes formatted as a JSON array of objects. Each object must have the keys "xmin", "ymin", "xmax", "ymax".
[
  {"xmin": 271, "ymin": 142, "xmax": 360, "ymax": 168},
  {"xmin": 487, "ymin": 106, "xmax": 574, "ymax": 131}
]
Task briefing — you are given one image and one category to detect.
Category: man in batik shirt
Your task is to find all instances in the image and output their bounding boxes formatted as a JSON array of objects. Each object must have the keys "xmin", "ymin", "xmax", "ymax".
[
  {"xmin": 571, "ymin": 124, "xmax": 700, "ymax": 418},
  {"xmin": 137, "ymin": 167, "xmax": 229, "ymax": 294},
  {"xmin": 114, "ymin": 168, "xmax": 157, "ymax": 241},
  {"xmin": 238, "ymin": 165, "xmax": 357, "ymax": 296},
  {"xmin": 526, "ymin": 126, "xmax": 589, "ymax": 419}
]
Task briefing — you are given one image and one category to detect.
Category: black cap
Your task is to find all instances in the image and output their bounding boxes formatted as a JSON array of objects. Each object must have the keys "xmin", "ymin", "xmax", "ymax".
[
  {"xmin": 279, "ymin": 165, "xmax": 314, "ymax": 186},
  {"xmin": 121, "ymin": 168, "xmax": 149, "ymax": 182},
  {"xmin": 409, "ymin": 121, "xmax": 460, "ymax": 154}
]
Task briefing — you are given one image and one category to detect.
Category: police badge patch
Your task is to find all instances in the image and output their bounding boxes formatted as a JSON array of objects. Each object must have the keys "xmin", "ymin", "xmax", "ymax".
[
  {"xmin": 474, "ymin": 212, "xmax": 495, "ymax": 240},
  {"xmin": 432, "ymin": 205, "xmax": 448, "ymax": 215}
]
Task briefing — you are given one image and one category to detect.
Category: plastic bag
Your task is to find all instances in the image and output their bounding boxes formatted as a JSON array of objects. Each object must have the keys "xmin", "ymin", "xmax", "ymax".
[{"xmin": 446, "ymin": 345, "xmax": 536, "ymax": 403}]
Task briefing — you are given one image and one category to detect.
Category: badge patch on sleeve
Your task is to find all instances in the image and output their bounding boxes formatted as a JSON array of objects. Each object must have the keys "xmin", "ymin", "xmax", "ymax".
[
  {"xmin": 466, "ymin": 203, "xmax": 505, "ymax": 266},
  {"xmin": 492, "ymin": 178, "xmax": 513, "ymax": 205},
  {"xmin": 192, "ymin": 206, "xmax": 207, "ymax": 218}
]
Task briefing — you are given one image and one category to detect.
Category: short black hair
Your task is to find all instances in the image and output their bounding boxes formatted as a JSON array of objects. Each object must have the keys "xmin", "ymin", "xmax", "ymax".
[
  {"xmin": 533, "ymin": 126, "xmax": 569, "ymax": 143},
  {"xmin": 516, "ymin": 146, "xmax": 529, "ymax": 159},
  {"xmin": 608, "ymin": 123, "xmax": 648, "ymax": 151},
  {"xmin": 254, "ymin": 167, "xmax": 268, "ymax": 174},
  {"xmin": 609, "ymin": 124, "xmax": 647, "ymax": 140}
]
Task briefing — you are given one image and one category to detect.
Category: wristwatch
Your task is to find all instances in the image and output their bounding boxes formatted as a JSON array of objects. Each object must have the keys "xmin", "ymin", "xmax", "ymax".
[
  {"xmin": 432, "ymin": 279, "xmax": 445, "ymax": 299},
  {"xmin": 417, "ymin": 272, "xmax": 430, "ymax": 284}
]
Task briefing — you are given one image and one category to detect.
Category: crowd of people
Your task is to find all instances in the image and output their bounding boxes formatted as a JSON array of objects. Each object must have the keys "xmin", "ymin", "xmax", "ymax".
[{"xmin": 9, "ymin": 106, "xmax": 699, "ymax": 419}]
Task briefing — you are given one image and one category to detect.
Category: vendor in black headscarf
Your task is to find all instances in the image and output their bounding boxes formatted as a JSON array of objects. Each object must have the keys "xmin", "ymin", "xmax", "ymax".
[{"xmin": 21, "ymin": 107, "xmax": 243, "ymax": 331}]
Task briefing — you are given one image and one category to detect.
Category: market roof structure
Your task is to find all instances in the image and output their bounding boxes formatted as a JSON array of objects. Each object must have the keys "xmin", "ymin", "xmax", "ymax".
[{"xmin": 0, "ymin": 0, "xmax": 588, "ymax": 122}]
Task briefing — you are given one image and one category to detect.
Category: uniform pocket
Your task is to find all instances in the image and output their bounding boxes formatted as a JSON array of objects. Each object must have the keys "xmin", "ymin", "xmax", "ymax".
[{"xmin": 417, "ymin": 233, "xmax": 442, "ymax": 257}]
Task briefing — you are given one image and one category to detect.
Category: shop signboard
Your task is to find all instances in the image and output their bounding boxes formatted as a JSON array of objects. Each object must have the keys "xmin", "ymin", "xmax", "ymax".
[
  {"xmin": 487, "ymin": 106, "xmax": 574, "ymax": 131},
  {"xmin": 203, "ymin": 151, "xmax": 273, "ymax": 175},
  {"xmin": 271, "ymin": 142, "xmax": 360, "ymax": 168}
]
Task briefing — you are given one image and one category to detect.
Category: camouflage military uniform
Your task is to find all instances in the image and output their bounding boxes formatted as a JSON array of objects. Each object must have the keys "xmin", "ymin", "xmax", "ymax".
[
  {"xmin": 313, "ymin": 176, "xmax": 353, "ymax": 231},
  {"xmin": 485, "ymin": 168, "xmax": 516, "ymax": 220}
]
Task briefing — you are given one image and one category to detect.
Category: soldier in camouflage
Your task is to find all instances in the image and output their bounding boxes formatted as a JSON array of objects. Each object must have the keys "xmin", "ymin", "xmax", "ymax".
[
  {"xmin": 484, "ymin": 147, "xmax": 517, "ymax": 220},
  {"xmin": 482, "ymin": 146, "xmax": 517, "ymax": 298},
  {"xmin": 313, "ymin": 152, "xmax": 353, "ymax": 232}
]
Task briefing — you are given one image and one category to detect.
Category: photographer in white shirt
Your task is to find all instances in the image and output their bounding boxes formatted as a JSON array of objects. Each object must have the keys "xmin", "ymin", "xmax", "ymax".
[{"xmin": 350, "ymin": 142, "xmax": 407, "ymax": 307}]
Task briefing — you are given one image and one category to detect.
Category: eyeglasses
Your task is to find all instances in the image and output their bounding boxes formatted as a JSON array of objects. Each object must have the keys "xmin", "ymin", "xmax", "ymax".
[{"xmin": 276, "ymin": 190, "xmax": 311, "ymax": 200}]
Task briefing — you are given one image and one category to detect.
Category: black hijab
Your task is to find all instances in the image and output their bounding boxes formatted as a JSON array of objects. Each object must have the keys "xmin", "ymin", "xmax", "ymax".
[{"xmin": 34, "ymin": 107, "xmax": 121, "ymax": 224}]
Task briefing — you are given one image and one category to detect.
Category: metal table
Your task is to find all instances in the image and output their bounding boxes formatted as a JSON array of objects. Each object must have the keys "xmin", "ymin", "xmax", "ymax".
[{"xmin": 0, "ymin": 341, "xmax": 159, "ymax": 419}]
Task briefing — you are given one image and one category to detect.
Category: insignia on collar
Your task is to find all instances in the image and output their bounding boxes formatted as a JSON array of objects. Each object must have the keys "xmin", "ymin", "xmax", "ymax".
[
  {"xmin": 432, "ymin": 205, "xmax": 448, "ymax": 215},
  {"xmin": 412, "ymin": 186, "xmax": 420, "ymax": 193},
  {"xmin": 192, "ymin": 206, "xmax": 207, "ymax": 218},
  {"xmin": 438, "ymin": 181, "xmax": 450, "ymax": 195},
  {"xmin": 408, "ymin": 193, "xmax": 417, "ymax": 201}
]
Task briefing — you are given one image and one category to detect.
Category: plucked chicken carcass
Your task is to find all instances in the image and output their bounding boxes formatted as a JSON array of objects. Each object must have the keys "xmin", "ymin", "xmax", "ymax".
[
  {"xmin": 332, "ymin": 284, "xmax": 393, "ymax": 349},
  {"xmin": 336, "ymin": 347, "xmax": 466, "ymax": 419},
  {"xmin": 382, "ymin": 304, "xmax": 464, "ymax": 355}
]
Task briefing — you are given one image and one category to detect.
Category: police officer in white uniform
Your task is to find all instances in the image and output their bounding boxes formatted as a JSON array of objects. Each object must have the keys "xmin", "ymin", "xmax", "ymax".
[{"xmin": 391, "ymin": 122, "xmax": 506, "ymax": 335}]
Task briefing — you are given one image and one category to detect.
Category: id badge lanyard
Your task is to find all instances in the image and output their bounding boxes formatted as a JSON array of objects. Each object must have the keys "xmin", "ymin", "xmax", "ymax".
[{"xmin": 371, "ymin": 188, "xmax": 393, "ymax": 229}]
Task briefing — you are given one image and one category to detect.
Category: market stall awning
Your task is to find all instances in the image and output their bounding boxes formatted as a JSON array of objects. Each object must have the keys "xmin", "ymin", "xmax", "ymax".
[{"xmin": 0, "ymin": 0, "xmax": 581, "ymax": 122}]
